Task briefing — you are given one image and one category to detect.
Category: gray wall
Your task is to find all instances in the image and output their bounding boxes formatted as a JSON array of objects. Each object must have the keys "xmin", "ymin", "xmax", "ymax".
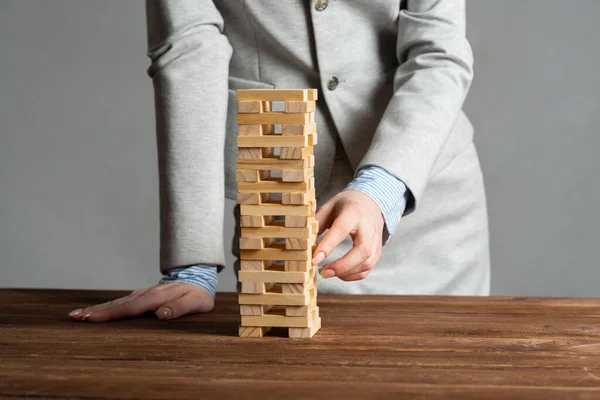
[
  {"xmin": 1, "ymin": 0, "xmax": 598, "ymax": 297},
  {"xmin": 466, "ymin": 1, "xmax": 600, "ymax": 296}
]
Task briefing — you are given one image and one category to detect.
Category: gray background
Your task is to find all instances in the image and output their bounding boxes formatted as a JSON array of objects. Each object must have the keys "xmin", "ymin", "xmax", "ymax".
[{"xmin": 1, "ymin": 0, "xmax": 598, "ymax": 296}]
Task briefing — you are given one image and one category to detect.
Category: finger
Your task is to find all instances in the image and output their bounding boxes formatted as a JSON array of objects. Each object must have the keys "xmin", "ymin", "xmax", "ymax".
[
  {"xmin": 84, "ymin": 283, "xmax": 188, "ymax": 322},
  {"xmin": 315, "ymin": 199, "xmax": 335, "ymax": 236},
  {"xmin": 69, "ymin": 290, "xmax": 145, "ymax": 321},
  {"xmin": 156, "ymin": 286, "xmax": 215, "ymax": 320},
  {"xmin": 312, "ymin": 209, "xmax": 356, "ymax": 266},
  {"xmin": 338, "ymin": 253, "xmax": 381, "ymax": 280},
  {"xmin": 320, "ymin": 243, "xmax": 372, "ymax": 279},
  {"xmin": 73, "ymin": 285, "xmax": 175, "ymax": 320},
  {"xmin": 337, "ymin": 269, "xmax": 372, "ymax": 282}
]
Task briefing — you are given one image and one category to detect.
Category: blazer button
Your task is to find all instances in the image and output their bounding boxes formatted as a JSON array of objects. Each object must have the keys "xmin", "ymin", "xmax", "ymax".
[
  {"xmin": 315, "ymin": 0, "xmax": 328, "ymax": 11},
  {"xmin": 327, "ymin": 76, "xmax": 339, "ymax": 91}
]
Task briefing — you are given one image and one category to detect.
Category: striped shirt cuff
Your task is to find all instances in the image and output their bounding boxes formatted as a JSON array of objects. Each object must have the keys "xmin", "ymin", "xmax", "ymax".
[
  {"xmin": 159, "ymin": 264, "xmax": 218, "ymax": 298},
  {"xmin": 344, "ymin": 166, "xmax": 408, "ymax": 238}
]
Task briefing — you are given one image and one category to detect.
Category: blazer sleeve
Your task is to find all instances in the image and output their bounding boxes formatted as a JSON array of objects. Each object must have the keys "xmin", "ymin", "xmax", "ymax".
[
  {"xmin": 145, "ymin": 0, "xmax": 233, "ymax": 272},
  {"xmin": 357, "ymin": 0, "xmax": 474, "ymax": 213}
]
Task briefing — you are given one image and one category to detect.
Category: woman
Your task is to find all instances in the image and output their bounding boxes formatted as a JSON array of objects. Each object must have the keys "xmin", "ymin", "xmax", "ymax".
[{"xmin": 69, "ymin": 0, "xmax": 489, "ymax": 322}]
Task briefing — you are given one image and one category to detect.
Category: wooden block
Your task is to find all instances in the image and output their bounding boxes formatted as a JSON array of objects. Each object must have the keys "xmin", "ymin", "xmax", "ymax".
[
  {"xmin": 286, "ymin": 297, "xmax": 317, "ymax": 317},
  {"xmin": 261, "ymin": 124, "xmax": 274, "ymax": 135},
  {"xmin": 236, "ymin": 170, "xmax": 257, "ymax": 183},
  {"xmin": 238, "ymin": 101, "xmax": 263, "ymax": 113},
  {"xmin": 285, "ymin": 215, "xmax": 308, "ymax": 228},
  {"xmin": 239, "ymin": 237, "xmax": 274, "ymax": 250},
  {"xmin": 285, "ymin": 101, "xmax": 316, "ymax": 113},
  {"xmin": 238, "ymin": 265, "xmax": 310, "ymax": 284},
  {"xmin": 239, "ymin": 326, "xmax": 271, "ymax": 337},
  {"xmin": 238, "ymin": 112, "xmax": 311, "ymax": 126},
  {"xmin": 289, "ymin": 316, "xmax": 321, "ymax": 338},
  {"xmin": 239, "ymin": 178, "xmax": 314, "ymax": 194},
  {"xmin": 241, "ymin": 202, "xmax": 313, "ymax": 217},
  {"xmin": 241, "ymin": 244, "xmax": 311, "ymax": 261},
  {"xmin": 241, "ymin": 308, "xmax": 312, "ymax": 328},
  {"xmin": 282, "ymin": 275, "xmax": 315, "ymax": 294},
  {"xmin": 238, "ymin": 135, "xmax": 310, "ymax": 148},
  {"xmin": 239, "ymin": 236, "xmax": 262, "ymax": 250},
  {"xmin": 240, "ymin": 260, "xmax": 266, "ymax": 271},
  {"xmin": 262, "ymin": 101, "xmax": 271, "ymax": 112},
  {"xmin": 282, "ymin": 168, "xmax": 312, "ymax": 182},
  {"xmin": 237, "ymin": 89, "xmax": 311, "ymax": 102},
  {"xmin": 238, "ymin": 124, "xmax": 262, "ymax": 136},
  {"xmin": 280, "ymin": 146, "xmax": 313, "ymax": 160},
  {"xmin": 281, "ymin": 122, "xmax": 316, "ymax": 136},
  {"xmin": 285, "ymin": 260, "xmax": 312, "ymax": 272},
  {"xmin": 285, "ymin": 236, "xmax": 315, "ymax": 250},
  {"xmin": 307, "ymin": 89, "xmax": 318, "ymax": 101},
  {"xmin": 236, "ymin": 169, "xmax": 269, "ymax": 182},
  {"xmin": 238, "ymin": 192, "xmax": 261, "ymax": 205},
  {"xmin": 240, "ymin": 304, "xmax": 274, "ymax": 316},
  {"xmin": 241, "ymin": 222, "xmax": 313, "ymax": 239},
  {"xmin": 238, "ymin": 192, "xmax": 271, "ymax": 205},
  {"xmin": 237, "ymin": 148, "xmax": 262, "ymax": 159},
  {"xmin": 240, "ymin": 215, "xmax": 274, "ymax": 228},
  {"xmin": 238, "ymin": 286, "xmax": 310, "ymax": 306},
  {"xmin": 241, "ymin": 281, "xmax": 275, "ymax": 294},
  {"xmin": 262, "ymin": 147, "xmax": 275, "ymax": 158},
  {"xmin": 237, "ymin": 157, "xmax": 309, "ymax": 171},
  {"xmin": 282, "ymin": 189, "xmax": 316, "ymax": 205},
  {"xmin": 237, "ymin": 124, "xmax": 275, "ymax": 136},
  {"xmin": 240, "ymin": 215, "xmax": 262, "ymax": 228}
]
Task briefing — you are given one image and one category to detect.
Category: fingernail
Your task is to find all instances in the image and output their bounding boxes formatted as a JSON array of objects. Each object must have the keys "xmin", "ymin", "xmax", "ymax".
[
  {"xmin": 312, "ymin": 252, "xmax": 325, "ymax": 265},
  {"xmin": 156, "ymin": 307, "xmax": 172, "ymax": 320},
  {"xmin": 320, "ymin": 269, "xmax": 336, "ymax": 279},
  {"xmin": 69, "ymin": 309, "xmax": 82, "ymax": 317},
  {"xmin": 81, "ymin": 312, "xmax": 93, "ymax": 321}
]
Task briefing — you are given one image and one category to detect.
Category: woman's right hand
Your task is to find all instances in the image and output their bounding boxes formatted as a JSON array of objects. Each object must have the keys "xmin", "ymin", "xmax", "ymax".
[{"xmin": 68, "ymin": 282, "xmax": 215, "ymax": 322}]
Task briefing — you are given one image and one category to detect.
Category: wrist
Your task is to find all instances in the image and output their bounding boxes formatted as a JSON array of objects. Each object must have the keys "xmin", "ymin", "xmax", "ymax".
[{"xmin": 344, "ymin": 167, "xmax": 408, "ymax": 237}]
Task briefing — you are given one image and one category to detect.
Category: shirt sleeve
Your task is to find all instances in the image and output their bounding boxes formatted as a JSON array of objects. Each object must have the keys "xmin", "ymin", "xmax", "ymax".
[
  {"xmin": 159, "ymin": 264, "xmax": 219, "ymax": 298},
  {"xmin": 344, "ymin": 166, "xmax": 410, "ymax": 244}
]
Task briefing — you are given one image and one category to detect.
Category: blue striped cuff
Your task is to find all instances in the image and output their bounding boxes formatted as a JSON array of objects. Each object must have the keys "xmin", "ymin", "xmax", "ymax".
[
  {"xmin": 159, "ymin": 264, "xmax": 218, "ymax": 298},
  {"xmin": 344, "ymin": 166, "xmax": 408, "ymax": 237}
]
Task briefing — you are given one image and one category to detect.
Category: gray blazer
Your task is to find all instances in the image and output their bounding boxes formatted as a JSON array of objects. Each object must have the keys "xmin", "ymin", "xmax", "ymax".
[{"xmin": 146, "ymin": 0, "xmax": 490, "ymax": 294}]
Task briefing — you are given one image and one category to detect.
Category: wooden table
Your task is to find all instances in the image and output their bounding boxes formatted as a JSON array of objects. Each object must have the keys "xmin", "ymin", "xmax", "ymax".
[{"xmin": 1, "ymin": 289, "xmax": 600, "ymax": 399}]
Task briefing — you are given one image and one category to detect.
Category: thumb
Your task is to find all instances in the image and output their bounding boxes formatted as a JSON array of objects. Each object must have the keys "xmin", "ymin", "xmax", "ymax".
[
  {"xmin": 156, "ymin": 288, "xmax": 214, "ymax": 320},
  {"xmin": 315, "ymin": 199, "xmax": 335, "ymax": 236}
]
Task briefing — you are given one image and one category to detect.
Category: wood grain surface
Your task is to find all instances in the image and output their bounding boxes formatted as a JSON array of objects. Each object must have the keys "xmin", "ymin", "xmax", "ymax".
[{"xmin": 1, "ymin": 289, "xmax": 600, "ymax": 399}]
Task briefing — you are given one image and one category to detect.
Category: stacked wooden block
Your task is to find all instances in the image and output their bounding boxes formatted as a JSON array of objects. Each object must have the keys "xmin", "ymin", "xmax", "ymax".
[{"xmin": 236, "ymin": 89, "xmax": 321, "ymax": 339}]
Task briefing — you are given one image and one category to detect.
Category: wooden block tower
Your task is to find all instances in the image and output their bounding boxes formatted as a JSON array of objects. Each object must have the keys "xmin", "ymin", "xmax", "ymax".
[{"xmin": 236, "ymin": 89, "xmax": 321, "ymax": 339}]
